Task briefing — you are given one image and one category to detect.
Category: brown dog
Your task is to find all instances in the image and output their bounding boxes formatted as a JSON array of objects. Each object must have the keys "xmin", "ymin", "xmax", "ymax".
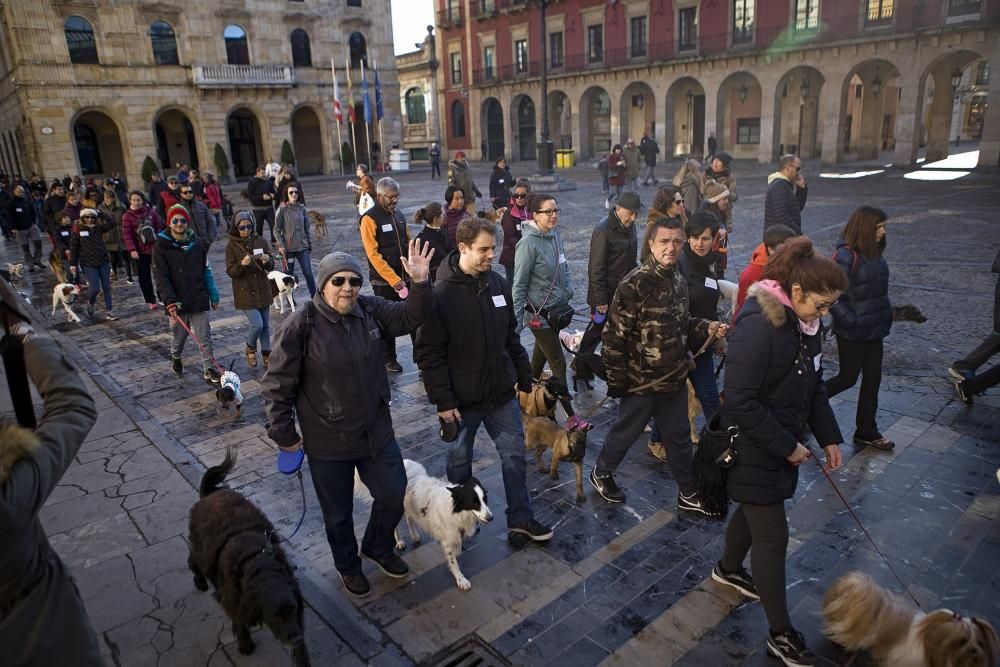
[
  {"xmin": 307, "ymin": 210, "xmax": 327, "ymax": 239},
  {"xmin": 517, "ymin": 378, "xmax": 561, "ymax": 419},
  {"xmin": 187, "ymin": 449, "xmax": 310, "ymax": 666},
  {"xmin": 521, "ymin": 414, "xmax": 587, "ymax": 502}
]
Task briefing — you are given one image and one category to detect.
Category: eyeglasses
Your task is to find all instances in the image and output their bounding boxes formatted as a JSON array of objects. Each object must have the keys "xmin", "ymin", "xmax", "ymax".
[
  {"xmin": 513, "ymin": 193, "xmax": 528, "ymax": 199},
  {"xmin": 237, "ymin": 225, "xmax": 253, "ymax": 231},
  {"xmin": 807, "ymin": 293, "xmax": 838, "ymax": 311},
  {"xmin": 81, "ymin": 215, "xmax": 96, "ymax": 219},
  {"xmin": 537, "ymin": 208, "xmax": 560, "ymax": 216},
  {"xmin": 382, "ymin": 194, "xmax": 400, "ymax": 202},
  {"xmin": 288, "ymin": 190, "xmax": 298, "ymax": 195},
  {"xmin": 330, "ymin": 276, "xmax": 363, "ymax": 287},
  {"xmin": 673, "ymin": 198, "xmax": 684, "ymax": 205},
  {"xmin": 181, "ymin": 190, "xmax": 193, "ymax": 195},
  {"xmin": 170, "ymin": 217, "xmax": 188, "ymax": 225}
]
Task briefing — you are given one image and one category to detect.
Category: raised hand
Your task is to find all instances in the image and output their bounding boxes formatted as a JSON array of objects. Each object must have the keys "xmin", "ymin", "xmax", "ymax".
[{"xmin": 400, "ymin": 239, "xmax": 435, "ymax": 284}]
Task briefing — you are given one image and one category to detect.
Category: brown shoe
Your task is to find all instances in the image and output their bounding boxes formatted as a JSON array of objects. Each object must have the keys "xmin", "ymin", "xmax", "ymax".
[
  {"xmin": 261, "ymin": 350, "xmax": 271, "ymax": 369},
  {"xmin": 245, "ymin": 344, "xmax": 258, "ymax": 367},
  {"xmin": 648, "ymin": 441, "xmax": 668, "ymax": 463}
]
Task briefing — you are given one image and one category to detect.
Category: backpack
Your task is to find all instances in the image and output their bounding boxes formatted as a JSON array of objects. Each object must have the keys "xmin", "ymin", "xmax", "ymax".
[
  {"xmin": 832, "ymin": 246, "xmax": 859, "ymax": 274},
  {"xmin": 138, "ymin": 216, "xmax": 157, "ymax": 245}
]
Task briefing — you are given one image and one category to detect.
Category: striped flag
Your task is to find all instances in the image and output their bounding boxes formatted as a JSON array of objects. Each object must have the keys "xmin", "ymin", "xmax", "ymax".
[
  {"xmin": 374, "ymin": 63, "xmax": 384, "ymax": 121},
  {"xmin": 331, "ymin": 59, "xmax": 342, "ymax": 124},
  {"xmin": 361, "ymin": 61, "xmax": 372, "ymax": 125},
  {"xmin": 346, "ymin": 58, "xmax": 356, "ymax": 125}
]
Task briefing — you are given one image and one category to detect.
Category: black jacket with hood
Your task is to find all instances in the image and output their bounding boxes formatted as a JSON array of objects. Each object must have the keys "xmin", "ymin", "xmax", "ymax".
[
  {"xmin": 722, "ymin": 283, "xmax": 843, "ymax": 505},
  {"xmin": 415, "ymin": 251, "xmax": 532, "ymax": 413},
  {"xmin": 829, "ymin": 240, "xmax": 891, "ymax": 342},
  {"xmin": 151, "ymin": 229, "xmax": 220, "ymax": 313},
  {"xmin": 587, "ymin": 211, "xmax": 638, "ymax": 308}
]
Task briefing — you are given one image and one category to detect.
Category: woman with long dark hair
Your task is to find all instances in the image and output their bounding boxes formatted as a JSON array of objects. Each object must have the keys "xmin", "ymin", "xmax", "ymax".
[
  {"xmin": 710, "ymin": 236, "xmax": 846, "ymax": 666},
  {"xmin": 825, "ymin": 206, "xmax": 894, "ymax": 450},
  {"xmin": 274, "ymin": 183, "xmax": 316, "ymax": 296},
  {"xmin": 489, "ymin": 157, "xmax": 514, "ymax": 210}
]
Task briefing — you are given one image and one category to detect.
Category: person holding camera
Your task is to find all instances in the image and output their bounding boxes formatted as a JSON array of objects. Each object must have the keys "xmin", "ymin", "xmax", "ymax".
[
  {"xmin": 511, "ymin": 193, "xmax": 590, "ymax": 430},
  {"xmin": 226, "ymin": 211, "xmax": 275, "ymax": 369},
  {"xmin": 0, "ymin": 312, "xmax": 102, "ymax": 665},
  {"xmin": 415, "ymin": 217, "xmax": 552, "ymax": 547}
]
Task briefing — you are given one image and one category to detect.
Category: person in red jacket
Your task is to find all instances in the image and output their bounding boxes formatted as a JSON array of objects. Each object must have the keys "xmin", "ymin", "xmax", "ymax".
[
  {"xmin": 605, "ymin": 144, "xmax": 626, "ymax": 209},
  {"xmin": 122, "ymin": 191, "xmax": 164, "ymax": 309},
  {"xmin": 734, "ymin": 224, "xmax": 796, "ymax": 322},
  {"xmin": 201, "ymin": 172, "xmax": 225, "ymax": 232}
]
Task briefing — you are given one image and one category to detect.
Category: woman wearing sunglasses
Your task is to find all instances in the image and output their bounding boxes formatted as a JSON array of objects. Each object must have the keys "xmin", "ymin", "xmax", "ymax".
[
  {"xmin": 499, "ymin": 180, "xmax": 531, "ymax": 286},
  {"xmin": 226, "ymin": 211, "xmax": 276, "ymax": 368},
  {"xmin": 274, "ymin": 183, "xmax": 316, "ymax": 297}
]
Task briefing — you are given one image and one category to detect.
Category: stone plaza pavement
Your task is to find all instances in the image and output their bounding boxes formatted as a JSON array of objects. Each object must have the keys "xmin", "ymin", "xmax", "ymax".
[{"xmin": 3, "ymin": 154, "xmax": 998, "ymax": 666}]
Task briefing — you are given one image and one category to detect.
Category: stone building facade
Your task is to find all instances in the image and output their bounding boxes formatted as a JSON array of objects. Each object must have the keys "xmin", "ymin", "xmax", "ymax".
[
  {"xmin": 397, "ymin": 28, "xmax": 442, "ymax": 163},
  {"xmin": 433, "ymin": 0, "xmax": 999, "ymax": 167},
  {"xmin": 0, "ymin": 0, "xmax": 403, "ymax": 185}
]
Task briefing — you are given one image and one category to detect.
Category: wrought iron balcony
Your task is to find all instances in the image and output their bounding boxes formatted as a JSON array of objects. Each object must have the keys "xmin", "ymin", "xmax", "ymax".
[{"xmin": 192, "ymin": 64, "xmax": 295, "ymax": 88}]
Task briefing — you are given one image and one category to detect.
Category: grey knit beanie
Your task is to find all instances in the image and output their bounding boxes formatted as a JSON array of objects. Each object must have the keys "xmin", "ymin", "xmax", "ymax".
[{"xmin": 318, "ymin": 252, "xmax": 364, "ymax": 288}]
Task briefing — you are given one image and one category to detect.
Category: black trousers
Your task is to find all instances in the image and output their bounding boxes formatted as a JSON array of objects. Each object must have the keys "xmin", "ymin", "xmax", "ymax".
[
  {"xmin": 253, "ymin": 207, "xmax": 276, "ymax": 241},
  {"xmin": 573, "ymin": 313, "xmax": 607, "ymax": 380},
  {"xmin": 136, "ymin": 254, "xmax": 156, "ymax": 304},
  {"xmin": 824, "ymin": 337, "xmax": 883, "ymax": 441},
  {"xmin": 721, "ymin": 502, "xmax": 791, "ymax": 633}
]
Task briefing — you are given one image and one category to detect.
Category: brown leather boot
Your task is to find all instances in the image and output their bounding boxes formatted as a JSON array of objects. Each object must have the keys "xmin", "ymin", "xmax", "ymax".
[
  {"xmin": 261, "ymin": 350, "xmax": 271, "ymax": 369},
  {"xmin": 245, "ymin": 344, "xmax": 258, "ymax": 367}
]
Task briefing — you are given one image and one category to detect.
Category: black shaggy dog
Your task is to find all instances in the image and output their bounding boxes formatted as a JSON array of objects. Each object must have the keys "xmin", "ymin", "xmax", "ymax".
[{"xmin": 187, "ymin": 449, "xmax": 311, "ymax": 666}]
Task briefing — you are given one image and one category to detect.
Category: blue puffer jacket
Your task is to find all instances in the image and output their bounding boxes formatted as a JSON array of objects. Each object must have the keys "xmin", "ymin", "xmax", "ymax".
[{"xmin": 829, "ymin": 240, "xmax": 891, "ymax": 341}]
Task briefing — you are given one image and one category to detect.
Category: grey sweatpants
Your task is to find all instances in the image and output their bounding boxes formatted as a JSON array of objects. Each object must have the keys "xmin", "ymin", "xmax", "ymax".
[
  {"xmin": 170, "ymin": 310, "xmax": 213, "ymax": 370},
  {"xmin": 595, "ymin": 388, "xmax": 695, "ymax": 494}
]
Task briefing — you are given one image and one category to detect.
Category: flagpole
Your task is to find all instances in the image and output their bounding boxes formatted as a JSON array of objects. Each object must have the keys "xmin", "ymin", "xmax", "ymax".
[
  {"xmin": 331, "ymin": 58, "xmax": 345, "ymax": 175},
  {"xmin": 361, "ymin": 59, "xmax": 373, "ymax": 169},
  {"xmin": 347, "ymin": 57, "xmax": 358, "ymax": 167},
  {"xmin": 375, "ymin": 60, "xmax": 387, "ymax": 172}
]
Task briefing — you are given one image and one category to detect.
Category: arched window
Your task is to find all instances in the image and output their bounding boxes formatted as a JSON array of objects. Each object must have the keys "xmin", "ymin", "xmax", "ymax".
[
  {"xmin": 405, "ymin": 88, "xmax": 427, "ymax": 124},
  {"xmin": 65, "ymin": 16, "xmax": 99, "ymax": 64},
  {"xmin": 451, "ymin": 100, "xmax": 466, "ymax": 138},
  {"xmin": 150, "ymin": 21, "xmax": 179, "ymax": 65},
  {"xmin": 224, "ymin": 24, "xmax": 249, "ymax": 65},
  {"xmin": 290, "ymin": 29, "xmax": 312, "ymax": 67},
  {"xmin": 349, "ymin": 32, "xmax": 367, "ymax": 68}
]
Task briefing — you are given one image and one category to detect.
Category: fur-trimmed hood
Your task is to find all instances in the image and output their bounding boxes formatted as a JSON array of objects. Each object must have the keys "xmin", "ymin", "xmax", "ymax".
[
  {"xmin": 745, "ymin": 282, "xmax": 788, "ymax": 328},
  {"xmin": 0, "ymin": 422, "xmax": 41, "ymax": 484}
]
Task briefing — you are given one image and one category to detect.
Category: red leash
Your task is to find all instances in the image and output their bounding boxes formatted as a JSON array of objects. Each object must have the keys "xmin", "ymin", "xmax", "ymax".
[
  {"xmin": 170, "ymin": 312, "xmax": 226, "ymax": 376},
  {"xmin": 805, "ymin": 445, "xmax": 923, "ymax": 609}
]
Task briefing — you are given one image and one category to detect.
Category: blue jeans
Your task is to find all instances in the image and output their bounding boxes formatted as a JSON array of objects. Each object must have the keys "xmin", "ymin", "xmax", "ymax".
[
  {"xmin": 447, "ymin": 399, "xmax": 533, "ymax": 527},
  {"xmin": 242, "ymin": 306, "xmax": 271, "ymax": 351},
  {"xmin": 82, "ymin": 263, "xmax": 112, "ymax": 311},
  {"xmin": 650, "ymin": 353, "xmax": 720, "ymax": 442},
  {"xmin": 288, "ymin": 249, "xmax": 316, "ymax": 297},
  {"xmin": 308, "ymin": 440, "xmax": 407, "ymax": 576}
]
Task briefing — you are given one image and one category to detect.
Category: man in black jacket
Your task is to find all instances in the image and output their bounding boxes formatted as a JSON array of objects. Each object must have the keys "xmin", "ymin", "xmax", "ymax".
[
  {"xmin": 763, "ymin": 154, "xmax": 807, "ymax": 235},
  {"xmin": 262, "ymin": 244, "xmax": 433, "ymax": 598},
  {"xmin": 246, "ymin": 165, "xmax": 277, "ymax": 241},
  {"xmin": 7, "ymin": 184, "xmax": 44, "ymax": 270},
  {"xmin": 573, "ymin": 192, "xmax": 640, "ymax": 385},
  {"xmin": 153, "ymin": 204, "xmax": 221, "ymax": 384},
  {"xmin": 415, "ymin": 217, "xmax": 552, "ymax": 546}
]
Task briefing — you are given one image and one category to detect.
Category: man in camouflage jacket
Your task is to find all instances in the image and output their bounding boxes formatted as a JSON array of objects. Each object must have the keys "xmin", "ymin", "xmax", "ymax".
[{"xmin": 590, "ymin": 216, "xmax": 728, "ymax": 513}]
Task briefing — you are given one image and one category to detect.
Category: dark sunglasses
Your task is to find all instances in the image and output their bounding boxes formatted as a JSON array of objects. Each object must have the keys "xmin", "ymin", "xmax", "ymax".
[
  {"xmin": 81, "ymin": 214, "xmax": 97, "ymax": 219},
  {"xmin": 288, "ymin": 189, "xmax": 298, "ymax": 195},
  {"xmin": 330, "ymin": 276, "xmax": 363, "ymax": 287},
  {"xmin": 513, "ymin": 193, "xmax": 528, "ymax": 199},
  {"xmin": 170, "ymin": 217, "xmax": 188, "ymax": 224},
  {"xmin": 673, "ymin": 198, "xmax": 684, "ymax": 204},
  {"xmin": 180, "ymin": 190, "xmax": 193, "ymax": 195},
  {"xmin": 237, "ymin": 225, "xmax": 253, "ymax": 231}
]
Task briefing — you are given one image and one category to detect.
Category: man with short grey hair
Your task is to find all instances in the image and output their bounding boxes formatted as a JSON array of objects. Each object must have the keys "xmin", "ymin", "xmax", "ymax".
[
  {"xmin": 360, "ymin": 176, "xmax": 411, "ymax": 372},
  {"xmin": 764, "ymin": 154, "xmax": 807, "ymax": 235}
]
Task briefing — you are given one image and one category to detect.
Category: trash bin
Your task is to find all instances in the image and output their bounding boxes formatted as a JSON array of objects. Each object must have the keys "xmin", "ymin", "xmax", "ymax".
[{"xmin": 556, "ymin": 149, "xmax": 573, "ymax": 169}]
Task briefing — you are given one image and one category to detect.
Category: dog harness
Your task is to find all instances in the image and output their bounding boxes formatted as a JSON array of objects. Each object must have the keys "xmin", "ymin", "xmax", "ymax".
[{"xmin": 220, "ymin": 371, "xmax": 243, "ymax": 406}]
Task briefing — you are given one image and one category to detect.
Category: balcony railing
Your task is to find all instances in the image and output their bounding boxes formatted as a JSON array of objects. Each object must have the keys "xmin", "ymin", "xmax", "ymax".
[
  {"xmin": 192, "ymin": 64, "xmax": 294, "ymax": 88},
  {"xmin": 475, "ymin": 0, "xmax": 498, "ymax": 19},
  {"xmin": 437, "ymin": 6, "xmax": 465, "ymax": 27}
]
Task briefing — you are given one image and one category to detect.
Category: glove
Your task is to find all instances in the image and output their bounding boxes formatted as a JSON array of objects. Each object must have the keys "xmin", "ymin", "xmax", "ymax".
[{"xmin": 606, "ymin": 384, "xmax": 626, "ymax": 398}]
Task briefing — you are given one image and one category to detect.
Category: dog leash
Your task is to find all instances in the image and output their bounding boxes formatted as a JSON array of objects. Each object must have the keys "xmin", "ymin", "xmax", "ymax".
[
  {"xmin": 267, "ymin": 468, "xmax": 308, "ymax": 548},
  {"xmin": 805, "ymin": 445, "xmax": 923, "ymax": 609},
  {"xmin": 170, "ymin": 312, "xmax": 226, "ymax": 376}
]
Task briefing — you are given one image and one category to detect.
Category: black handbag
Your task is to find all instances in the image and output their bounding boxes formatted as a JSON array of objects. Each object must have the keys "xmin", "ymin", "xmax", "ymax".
[
  {"xmin": 692, "ymin": 412, "xmax": 739, "ymax": 520},
  {"xmin": 541, "ymin": 303, "xmax": 575, "ymax": 331}
]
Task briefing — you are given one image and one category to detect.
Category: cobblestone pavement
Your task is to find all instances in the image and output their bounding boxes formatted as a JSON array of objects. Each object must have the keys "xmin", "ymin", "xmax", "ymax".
[{"xmin": 3, "ymin": 154, "xmax": 998, "ymax": 666}]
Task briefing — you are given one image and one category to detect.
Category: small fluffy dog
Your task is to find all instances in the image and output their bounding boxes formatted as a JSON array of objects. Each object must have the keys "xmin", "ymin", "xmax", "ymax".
[
  {"xmin": 355, "ymin": 459, "xmax": 493, "ymax": 591},
  {"xmin": 5, "ymin": 263, "xmax": 24, "ymax": 281},
  {"xmin": 307, "ymin": 210, "xmax": 327, "ymax": 239},
  {"xmin": 522, "ymin": 414, "xmax": 587, "ymax": 502},
  {"xmin": 216, "ymin": 367, "xmax": 243, "ymax": 417},
  {"xmin": 822, "ymin": 571, "xmax": 999, "ymax": 667},
  {"xmin": 51, "ymin": 283, "xmax": 82, "ymax": 323},
  {"xmin": 269, "ymin": 271, "xmax": 299, "ymax": 314},
  {"xmin": 518, "ymin": 378, "xmax": 562, "ymax": 419},
  {"xmin": 188, "ymin": 449, "xmax": 310, "ymax": 666}
]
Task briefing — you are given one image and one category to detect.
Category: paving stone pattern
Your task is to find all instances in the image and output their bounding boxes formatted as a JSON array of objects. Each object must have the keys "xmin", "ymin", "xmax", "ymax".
[{"xmin": 3, "ymin": 157, "xmax": 998, "ymax": 665}]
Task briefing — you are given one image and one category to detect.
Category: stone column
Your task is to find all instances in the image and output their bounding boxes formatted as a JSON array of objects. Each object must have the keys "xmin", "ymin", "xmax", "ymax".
[
  {"xmin": 923, "ymin": 69, "xmax": 955, "ymax": 163},
  {"xmin": 757, "ymin": 78, "xmax": 777, "ymax": 164},
  {"xmin": 702, "ymin": 86, "xmax": 718, "ymax": 158},
  {"xmin": 893, "ymin": 73, "xmax": 924, "ymax": 167},
  {"xmin": 819, "ymin": 75, "xmax": 845, "ymax": 164},
  {"xmin": 855, "ymin": 83, "xmax": 883, "ymax": 161}
]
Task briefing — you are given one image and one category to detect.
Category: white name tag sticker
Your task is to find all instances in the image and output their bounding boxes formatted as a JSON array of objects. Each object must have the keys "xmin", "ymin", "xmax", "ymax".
[
  {"xmin": 61, "ymin": 231, "xmax": 70, "ymax": 236},
  {"xmin": 381, "ymin": 223, "xmax": 393, "ymax": 232},
  {"xmin": 14, "ymin": 208, "xmax": 22, "ymax": 213},
  {"xmin": 558, "ymin": 253, "xmax": 567, "ymax": 264},
  {"xmin": 492, "ymin": 294, "xmax": 506, "ymax": 308},
  {"xmin": 814, "ymin": 354, "xmax": 822, "ymax": 372},
  {"xmin": 253, "ymin": 248, "xmax": 263, "ymax": 255},
  {"xmin": 515, "ymin": 223, "xmax": 521, "ymax": 231},
  {"xmin": 80, "ymin": 230, "xmax": 90, "ymax": 237},
  {"xmin": 704, "ymin": 277, "xmax": 718, "ymax": 290}
]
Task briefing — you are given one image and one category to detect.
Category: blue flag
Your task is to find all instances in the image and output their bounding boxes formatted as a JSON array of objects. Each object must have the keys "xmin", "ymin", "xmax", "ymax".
[
  {"xmin": 374, "ymin": 67, "xmax": 384, "ymax": 120},
  {"xmin": 362, "ymin": 75, "xmax": 372, "ymax": 124}
]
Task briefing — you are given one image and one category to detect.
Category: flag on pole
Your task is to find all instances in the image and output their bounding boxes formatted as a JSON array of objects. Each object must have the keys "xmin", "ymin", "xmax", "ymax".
[
  {"xmin": 346, "ymin": 58, "xmax": 356, "ymax": 125},
  {"xmin": 361, "ymin": 61, "xmax": 372, "ymax": 125},
  {"xmin": 374, "ymin": 63, "xmax": 384, "ymax": 121},
  {"xmin": 331, "ymin": 59, "xmax": 342, "ymax": 124}
]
